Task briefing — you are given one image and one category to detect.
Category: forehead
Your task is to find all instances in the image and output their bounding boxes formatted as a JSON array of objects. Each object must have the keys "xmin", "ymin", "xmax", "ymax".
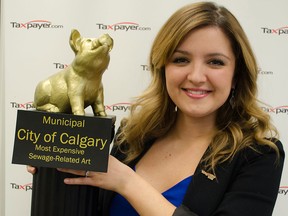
[{"xmin": 179, "ymin": 26, "xmax": 232, "ymax": 50}]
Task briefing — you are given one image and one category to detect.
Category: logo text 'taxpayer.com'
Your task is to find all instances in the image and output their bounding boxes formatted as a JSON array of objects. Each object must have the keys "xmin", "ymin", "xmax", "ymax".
[
  {"xmin": 96, "ymin": 22, "xmax": 151, "ymax": 32},
  {"xmin": 10, "ymin": 20, "xmax": 63, "ymax": 30},
  {"xmin": 261, "ymin": 26, "xmax": 288, "ymax": 35},
  {"xmin": 262, "ymin": 106, "xmax": 288, "ymax": 115},
  {"xmin": 10, "ymin": 182, "xmax": 32, "ymax": 191}
]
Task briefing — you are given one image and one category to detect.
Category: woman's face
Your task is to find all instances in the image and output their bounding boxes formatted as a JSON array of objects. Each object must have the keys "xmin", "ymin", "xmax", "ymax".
[{"xmin": 165, "ymin": 26, "xmax": 235, "ymax": 121}]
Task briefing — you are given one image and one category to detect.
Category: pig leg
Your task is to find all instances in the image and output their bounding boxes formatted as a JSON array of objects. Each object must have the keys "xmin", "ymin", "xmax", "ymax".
[
  {"xmin": 92, "ymin": 86, "xmax": 106, "ymax": 116},
  {"xmin": 34, "ymin": 80, "xmax": 61, "ymax": 112},
  {"xmin": 69, "ymin": 94, "xmax": 85, "ymax": 115},
  {"xmin": 67, "ymin": 86, "xmax": 85, "ymax": 115}
]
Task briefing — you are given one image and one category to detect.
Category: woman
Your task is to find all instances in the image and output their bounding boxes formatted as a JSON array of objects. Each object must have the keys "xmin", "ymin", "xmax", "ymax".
[{"xmin": 29, "ymin": 2, "xmax": 285, "ymax": 215}]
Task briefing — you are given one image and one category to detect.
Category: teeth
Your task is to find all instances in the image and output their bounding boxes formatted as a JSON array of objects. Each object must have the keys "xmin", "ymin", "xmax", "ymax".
[{"xmin": 187, "ymin": 90, "xmax": 207, "ymax": 95}]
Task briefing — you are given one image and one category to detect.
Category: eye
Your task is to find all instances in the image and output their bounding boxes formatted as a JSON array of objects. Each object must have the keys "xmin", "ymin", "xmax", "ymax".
[
  {"xmin": 208, "ymin": 59, "xmax": 225, "ymax": 66},
  {"xmin": 172, "ymin": 57, "xmax": 190, "ymax": 64}
]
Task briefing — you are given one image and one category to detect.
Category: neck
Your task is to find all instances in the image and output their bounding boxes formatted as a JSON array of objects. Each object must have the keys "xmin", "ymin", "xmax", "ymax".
[{"xmin": 168, "ymin": 112, "xmax": 217, "ymax": 145}]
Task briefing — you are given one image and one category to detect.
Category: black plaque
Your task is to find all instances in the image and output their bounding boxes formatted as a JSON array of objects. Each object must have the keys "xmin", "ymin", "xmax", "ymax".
[{"xmin": 12, "ymin": 110, "xmax": 115, "ymax": 172}]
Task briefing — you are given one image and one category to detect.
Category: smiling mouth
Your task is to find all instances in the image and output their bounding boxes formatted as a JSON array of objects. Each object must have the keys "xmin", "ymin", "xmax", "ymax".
[{"xmin": 184, "ymin": 89, "xmax": 211, "ymax": 95}]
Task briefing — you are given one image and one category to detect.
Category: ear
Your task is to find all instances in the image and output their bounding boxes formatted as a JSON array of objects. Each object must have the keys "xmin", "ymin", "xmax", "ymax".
[{"xmin": 69, "ymin": 29, "xmax": 81, "ymax": 54}]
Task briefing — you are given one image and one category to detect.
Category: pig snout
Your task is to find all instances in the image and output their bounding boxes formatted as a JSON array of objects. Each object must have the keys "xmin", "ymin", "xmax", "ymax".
[
  {"xmin": 91, "ymin": 34, "xmax": 113, "ymax": 51},
  {"xmin": 99, "ymin": 34, "xmax": 113, "ymax": 51},
  {"xmin": 91, "ymin": 40, "xmax": 100, "ymax": 50}
]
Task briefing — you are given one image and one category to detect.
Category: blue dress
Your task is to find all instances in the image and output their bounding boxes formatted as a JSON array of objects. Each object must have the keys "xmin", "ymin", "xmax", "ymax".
[{"xmin": 109, "ymin": 175, "xmax": 192, "ymax": 215}]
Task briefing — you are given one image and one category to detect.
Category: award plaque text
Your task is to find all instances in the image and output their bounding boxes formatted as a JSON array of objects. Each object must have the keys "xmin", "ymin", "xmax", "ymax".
[{"xmin": 12, "ymin": 110, "xmax": 115, "ymax": 172}]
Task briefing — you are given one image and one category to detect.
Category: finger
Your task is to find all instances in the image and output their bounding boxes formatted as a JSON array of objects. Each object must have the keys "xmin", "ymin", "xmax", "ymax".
[
  {"xmin": 27, "ymin": 165, "xmax": 36, "ymax": 174},
  {"xmin": 57, "ymin": 168, "xmax": 85, "ymax": 176},
  {"xmin": 64, "ymin": 177, "xmax": 92, "ymax": 185}
]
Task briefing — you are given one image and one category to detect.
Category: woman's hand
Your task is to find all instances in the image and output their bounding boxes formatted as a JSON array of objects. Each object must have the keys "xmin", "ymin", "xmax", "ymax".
[
  {"xmin": 57, "ymin": 155, "xmax": 177, "ymax": 215},
  {"xmin": 57, "ymin": 155, "xmax": 134, "ymax": 193},
  {"xmin": 27, "ymin": 165, "xmax": 37, "ymax": 174}
]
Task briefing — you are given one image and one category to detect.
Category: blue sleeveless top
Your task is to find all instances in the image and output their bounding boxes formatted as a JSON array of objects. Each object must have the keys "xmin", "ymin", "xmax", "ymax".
[{"xmin": 109, "ymin": 175, "xmax": 192, "ymax": 215}]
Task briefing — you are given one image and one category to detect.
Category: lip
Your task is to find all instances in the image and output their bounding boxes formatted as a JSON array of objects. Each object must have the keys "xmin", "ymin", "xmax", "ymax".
[{"xmin": 182, "ymin": 88, "xmax": 211, "ymax": 98}]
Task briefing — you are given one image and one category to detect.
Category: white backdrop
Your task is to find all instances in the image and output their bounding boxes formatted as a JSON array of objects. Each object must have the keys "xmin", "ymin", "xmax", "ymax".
[
  {"xmin": 0, "ymin": 0, "xmax": 287, "ymax": 215},
  {"xmin": 0, "ymin": 1, "xmax": 5, "ymax": 216}
]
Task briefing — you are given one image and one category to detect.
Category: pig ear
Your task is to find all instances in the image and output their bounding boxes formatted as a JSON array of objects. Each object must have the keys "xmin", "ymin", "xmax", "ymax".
[{"xmin": 69, "ymin": 29, "xmax": 81, "ymax": 54}]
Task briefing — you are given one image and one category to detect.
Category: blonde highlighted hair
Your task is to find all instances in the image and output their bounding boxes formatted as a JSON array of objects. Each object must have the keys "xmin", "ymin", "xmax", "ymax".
[{"xmin": 116, "ymin": 2, "xmax": 279, "ymax": 172}]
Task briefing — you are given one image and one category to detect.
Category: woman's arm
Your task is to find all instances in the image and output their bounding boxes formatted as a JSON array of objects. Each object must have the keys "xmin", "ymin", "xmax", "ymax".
[
  {"xmin": 213, "ymin": 141, "xmax": 285, "ymax": 216},
  {"xmin": 175, "ymin": 140, "xmax": 285, "ymax": 216},
  {"xmin": 58, "ymin": 155, "xmax": 177, "ymax": 216}
]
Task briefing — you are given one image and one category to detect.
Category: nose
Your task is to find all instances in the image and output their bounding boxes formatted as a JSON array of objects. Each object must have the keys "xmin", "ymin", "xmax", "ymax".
[{"xmin": 186, "ymin": 62, "xmax": 207, "ymax": 84}]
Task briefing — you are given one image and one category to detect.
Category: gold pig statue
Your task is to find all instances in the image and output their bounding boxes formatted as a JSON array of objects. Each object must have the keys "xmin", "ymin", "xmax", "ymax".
[{"xmin": 34, "ymin": 29, "xmax": 113, "ymax": 116}]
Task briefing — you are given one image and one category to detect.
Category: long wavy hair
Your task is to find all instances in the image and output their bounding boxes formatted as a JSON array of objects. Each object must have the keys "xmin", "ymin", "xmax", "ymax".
[{"xmin": 116, "ymin": 2, "xmax": 279, "ymax": 173}]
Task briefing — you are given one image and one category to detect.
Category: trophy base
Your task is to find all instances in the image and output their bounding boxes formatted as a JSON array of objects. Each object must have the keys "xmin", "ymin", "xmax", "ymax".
[{"xmin": 31, "ymin": 167, "xmax": 99, "ymax": 216}]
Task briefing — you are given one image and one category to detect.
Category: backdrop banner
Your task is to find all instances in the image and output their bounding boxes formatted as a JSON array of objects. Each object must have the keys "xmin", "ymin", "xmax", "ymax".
[{"xmin": 1, "ymin": 0, "xmax": 287, "ymax": 215}]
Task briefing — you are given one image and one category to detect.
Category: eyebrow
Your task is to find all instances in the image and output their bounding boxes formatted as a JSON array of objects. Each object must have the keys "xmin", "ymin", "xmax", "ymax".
[
  {"xmin": 174, "ymin": 50, "xmax": 190, "ymax": 55},
  {"xmin": 174, "ymin": 49, "xmax": 233, "ymax": 61}
]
